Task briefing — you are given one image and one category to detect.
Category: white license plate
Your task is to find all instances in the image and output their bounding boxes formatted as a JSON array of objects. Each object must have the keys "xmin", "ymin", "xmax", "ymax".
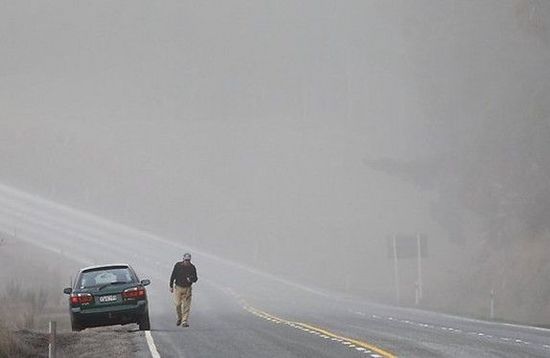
[{"xmin": 99, "ymin": 295, "xmax": 118, "ymax": 303}]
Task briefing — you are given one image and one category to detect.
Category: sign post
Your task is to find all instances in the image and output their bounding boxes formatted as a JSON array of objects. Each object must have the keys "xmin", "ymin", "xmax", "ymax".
[
  {"xmin": 392, "ymin": 235, "xmax": 400, "ymax": 305},
  {"xmin": 388, "ymin": 234, "xmax": 427, "ymax": 305}
]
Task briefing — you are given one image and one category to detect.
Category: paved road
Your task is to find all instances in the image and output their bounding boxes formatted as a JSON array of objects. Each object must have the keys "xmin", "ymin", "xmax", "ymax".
[{"xmin": 1, "ymin": 184, "xmax": 549, "ymax": 357}]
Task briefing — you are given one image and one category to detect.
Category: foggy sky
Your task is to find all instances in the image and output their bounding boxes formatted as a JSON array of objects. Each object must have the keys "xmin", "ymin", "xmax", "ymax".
[{"xmin": 1, "ymin": 1, "xmax": 549, "ymax": 297}]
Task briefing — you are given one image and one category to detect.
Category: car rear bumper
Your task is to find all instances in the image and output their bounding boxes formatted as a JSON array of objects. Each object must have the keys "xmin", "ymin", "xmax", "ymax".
[{"xmin": 72, "ymin": 301, "xmax": 148, "ymax": 327}]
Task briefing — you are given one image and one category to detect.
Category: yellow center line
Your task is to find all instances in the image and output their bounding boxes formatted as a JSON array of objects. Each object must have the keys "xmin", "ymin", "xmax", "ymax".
[{"xmin": 245, "ymin": 306, "xmax": 397, "ymax": 358}]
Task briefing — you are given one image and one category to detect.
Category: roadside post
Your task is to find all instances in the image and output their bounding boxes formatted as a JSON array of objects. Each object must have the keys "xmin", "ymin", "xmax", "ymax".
[
  {"xmin": 416, "ymin": 233, "xmax": 423, "ymax": 301},
  {"xmin": 253, "ymin": 240, "xmax": 260, "ymax": 264},
  {"xmin": 345, "ymin": 273, "xmax": 351, "ymax": 293},
  {"xmin": 392, "ymin": 235, "xmax": 400, "ymax": 304},
  {"xmin": 490, "ymin": 288, "xmax": 495, "ymax": 320},
  {"xmin": 49, "ymin": 320, "xmax": 56, "ymax": 358}
]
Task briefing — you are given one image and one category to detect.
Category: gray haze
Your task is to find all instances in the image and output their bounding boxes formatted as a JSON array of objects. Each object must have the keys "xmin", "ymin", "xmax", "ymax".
[{"xmin": 1, "ymin": 1, "xmax": 549, "ymax": 322}]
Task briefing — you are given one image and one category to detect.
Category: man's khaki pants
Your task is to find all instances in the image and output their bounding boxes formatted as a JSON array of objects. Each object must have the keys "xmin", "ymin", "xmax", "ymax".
[{"xmin": 174, "ymin": 285, "xmax": 192, "ymax": 323}]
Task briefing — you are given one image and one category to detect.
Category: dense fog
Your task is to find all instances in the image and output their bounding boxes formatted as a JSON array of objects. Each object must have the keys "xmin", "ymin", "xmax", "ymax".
[{"xmin": 1, "ymin": 1, "xmax": 549, "ymax": 323}]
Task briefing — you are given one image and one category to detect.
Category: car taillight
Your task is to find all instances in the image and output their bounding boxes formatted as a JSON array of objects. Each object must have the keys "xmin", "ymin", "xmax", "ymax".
[
  {"xmin": 122, "ymin": 286, "xmax": 146, "ymax": 299},
  {"xmin": 70, "ymin": 293, "xmax": 93, "ymax": 305}
]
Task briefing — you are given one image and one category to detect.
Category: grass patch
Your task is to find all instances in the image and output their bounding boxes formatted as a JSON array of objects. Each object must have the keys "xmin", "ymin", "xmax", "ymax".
[
  {"xmin": 0, "ymin": 322, "xmax": 43, "ymax": 358},
  {"xmin": 0, "ymin": 278, "xmax": 69, "ymax": 357},
  {"xmin": 0, "ymin": 278, "xmax": 69, "ymax": 330},
  {"xmin": 1, "ymin": 280, "xmax": 53, "ymax": 329}
]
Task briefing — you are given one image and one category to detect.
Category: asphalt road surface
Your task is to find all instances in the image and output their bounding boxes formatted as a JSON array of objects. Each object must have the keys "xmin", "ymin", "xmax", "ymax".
[{"xmin": 1, "ymin": 185, "xmax": 549, "ymax": 357}]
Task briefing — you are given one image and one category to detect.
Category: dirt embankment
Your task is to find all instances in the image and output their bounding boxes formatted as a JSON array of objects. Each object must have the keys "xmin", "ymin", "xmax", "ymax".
[{"xmin": 0, "ymin": 233, "xmax": 149, "ymax": 358}]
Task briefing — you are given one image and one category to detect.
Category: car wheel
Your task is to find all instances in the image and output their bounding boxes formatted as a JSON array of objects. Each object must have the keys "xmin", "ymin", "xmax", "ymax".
[
  {"xmin": 138, "ymin": 312, "xmax": 151, "ymax": 331},
  {"xmin": 71, "ymin": 317, "xmax": 83, "ymax": 332}
]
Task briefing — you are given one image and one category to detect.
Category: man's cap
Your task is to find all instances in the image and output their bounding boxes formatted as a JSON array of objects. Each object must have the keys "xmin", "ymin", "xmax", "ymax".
[{"xmin": 183, "ymin": 253, "xmax": 192, "ymax": 261}]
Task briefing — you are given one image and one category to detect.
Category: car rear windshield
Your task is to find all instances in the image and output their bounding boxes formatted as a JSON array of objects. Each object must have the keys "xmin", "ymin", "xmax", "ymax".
[{"xmin": 77, "ymin": 267, "xmax": 137, "ymax": 289}]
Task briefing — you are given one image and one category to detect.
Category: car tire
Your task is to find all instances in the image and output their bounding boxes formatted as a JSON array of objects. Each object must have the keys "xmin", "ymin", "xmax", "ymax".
[
  {"xmin": 138, "ymin": 312, "xmax": 151, "ymax": 331},
  {"xmin": 71, "ymin": 317, "xmax": 83, "ymax": 332}
]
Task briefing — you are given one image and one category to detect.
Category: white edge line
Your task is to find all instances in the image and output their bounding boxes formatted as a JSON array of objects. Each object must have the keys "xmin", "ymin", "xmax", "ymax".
[{"xmin": 145, "ymin": 331, "xmax": 161, "ymax": 358}]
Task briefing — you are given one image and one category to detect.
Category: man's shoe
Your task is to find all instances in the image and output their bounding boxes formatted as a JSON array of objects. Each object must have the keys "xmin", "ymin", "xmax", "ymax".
[
  {"xmin": 181, "ymin": 322, "xmax": 189, "ymax": 327},
  {"xmin": 176, "ymin": 319, "xmax": 182, "ymax": 326}
]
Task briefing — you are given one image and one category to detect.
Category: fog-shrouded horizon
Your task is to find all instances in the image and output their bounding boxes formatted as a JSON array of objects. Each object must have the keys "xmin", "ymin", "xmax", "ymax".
[{"xmin": 1, "ymin": 0, "xmax": 549, "ymax": 323}]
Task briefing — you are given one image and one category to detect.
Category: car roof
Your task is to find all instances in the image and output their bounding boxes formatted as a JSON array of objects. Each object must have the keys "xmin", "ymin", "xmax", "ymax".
[{"xmin": 79, "ymin": 263, "xmax": 131, "ymax": 272}]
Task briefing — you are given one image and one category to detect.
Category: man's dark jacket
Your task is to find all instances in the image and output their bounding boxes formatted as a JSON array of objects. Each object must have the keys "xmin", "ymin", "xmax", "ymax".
[{"xmin": 170, "ymin": 262, "xmax": 198, "ymax": 288}]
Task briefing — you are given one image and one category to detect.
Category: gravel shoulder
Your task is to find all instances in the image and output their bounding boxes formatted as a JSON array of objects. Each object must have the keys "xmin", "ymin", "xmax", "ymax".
[{"xmin": 11, "ymin": 327, "xmax": 150, "ymax": 358}]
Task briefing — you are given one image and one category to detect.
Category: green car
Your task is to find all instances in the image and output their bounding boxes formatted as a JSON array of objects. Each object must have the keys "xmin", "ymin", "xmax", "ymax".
[{"xmin": 63, "ymin": 263, "xmax": 151, "ymax": 331}]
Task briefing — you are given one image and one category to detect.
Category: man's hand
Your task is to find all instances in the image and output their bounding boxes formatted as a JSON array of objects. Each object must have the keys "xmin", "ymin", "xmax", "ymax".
[{"xmin": 170, "ymin": 287, "xmax": 174, "ymax": 293}]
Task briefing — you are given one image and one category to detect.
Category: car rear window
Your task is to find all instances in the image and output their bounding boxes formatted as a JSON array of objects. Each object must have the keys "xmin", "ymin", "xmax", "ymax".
[{"xmin": 77, "ymin": 267, "xmax": 137, "ymax": 288}]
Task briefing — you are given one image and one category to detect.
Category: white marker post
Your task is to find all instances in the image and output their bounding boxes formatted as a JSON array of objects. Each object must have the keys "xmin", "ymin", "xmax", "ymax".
[
  {"xmin": 392, "ymin": 235, "xmax": 400, "ymax": 305},
  {"xmin": 49, "ymin": 321, "xmax": 56, "ymax": 358},
  {"xmin": 490, "ymin": 288, "xmax": 495, "ymax": 320},
  {"xmin": 416, "ymin": 233, "xmax": 423, "ymax": 303},
  {"xmin": 253, "ymin": 240, "xmax": 259, "ymax": 264}
]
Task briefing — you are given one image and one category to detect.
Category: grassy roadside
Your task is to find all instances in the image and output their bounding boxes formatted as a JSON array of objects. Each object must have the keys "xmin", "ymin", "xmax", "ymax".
[
  {"xmin": 0, "ymin": 322, "xmax": 54, "ymax": 358},
  {"xmin": 0, "ymin": 235, "xmax": 70, "ymax": 357},
  {"xmin": 0, "ymin": 279, "xmax": 69, "ymax": 329},
  {"xmin": 0, "ymin": 277, "xmax": 64, "ymax": 357},
  {"xmin": 0, "ymin": 323, "xmax": 37, "ymax": 358}
]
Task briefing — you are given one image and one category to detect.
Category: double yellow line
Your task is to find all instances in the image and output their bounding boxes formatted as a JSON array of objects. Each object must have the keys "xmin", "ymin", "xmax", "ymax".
[{"xmin": 245, "ymin": 305, "xmax": 396, "ymax": 358}]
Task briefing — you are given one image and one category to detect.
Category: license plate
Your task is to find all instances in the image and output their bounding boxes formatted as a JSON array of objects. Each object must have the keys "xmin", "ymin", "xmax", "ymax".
[{"xmin": 99, "ymin": 295, "xmax": 118, "ymax": 303}]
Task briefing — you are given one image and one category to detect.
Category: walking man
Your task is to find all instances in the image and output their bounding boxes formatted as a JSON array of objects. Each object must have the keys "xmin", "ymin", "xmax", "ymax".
[{"xmin": 170, "ymin": 253, "xmax": 198, "ymax": 327}]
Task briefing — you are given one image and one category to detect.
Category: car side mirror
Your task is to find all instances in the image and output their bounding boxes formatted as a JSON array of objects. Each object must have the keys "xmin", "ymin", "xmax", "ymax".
[
  {"xmin": 140, "ymin": 279, "xmax": 151, "ymax": 286},
  {"xmin": 63, "ymin": 287, "xmax": 73, "ymax": 294}
]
